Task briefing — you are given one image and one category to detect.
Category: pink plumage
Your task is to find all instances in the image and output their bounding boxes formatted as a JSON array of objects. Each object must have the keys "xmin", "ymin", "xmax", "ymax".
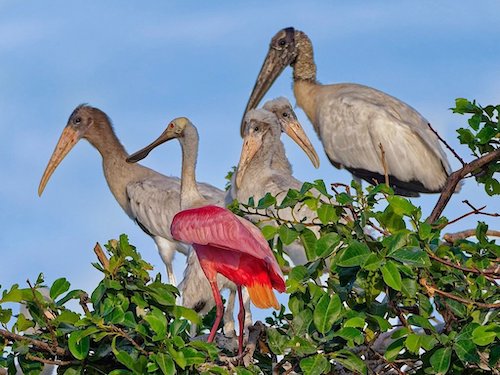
[{"xmin": 171, "ymin": 205, "xmax": 285, "ymax": 309}]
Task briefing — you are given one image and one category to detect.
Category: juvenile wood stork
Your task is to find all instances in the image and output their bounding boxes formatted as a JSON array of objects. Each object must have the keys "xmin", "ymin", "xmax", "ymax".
[
  {"xmin": 242, "ymin": 27, "xmax": 455, "ymax": 197},
  {"xmin": 229, "ymin": 99, "xmax": 323, "ymax": 265},
  {"xmin": 127, "ymin": 117, "xmax": 283, "ymax": 355},
  {"xmin": 38, "ymin": 104, "xmax": 224, "ymax": 286}
]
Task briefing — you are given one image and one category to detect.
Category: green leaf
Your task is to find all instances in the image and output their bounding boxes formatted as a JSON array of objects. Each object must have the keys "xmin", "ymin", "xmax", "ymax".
[
  {"xmin": 316, "ymin": 233, "xmax": 340, "ymax": 258},
  {"xmin": 278, "ymin": 224, "xmax": 299, "ymax": 245},
  {"xmin": 156, "ymin": 353, "xmax": 175, "ymax": 375},
  {"xmin": 337, "ymin": 241, "xmax": 371, "ymax": 267},
  {"xmin": 430, "ymin": 347, "xmax": 451, "ymax": 374},
  {"xmin": 454, "ymin": 339, "xmax": 479, "ymax": 364},
  {"xmin": 300, "ymin": 354, "xmax": 330, "ymax": 375},
  {"xmin": 313, "ymin": 293, "xmax": 342, "ymax": 334},
  {"xmin": 50, "ymin": 277, "xmax": 70, "ymax": 300},
  {"xmin": 16, "ymin": 313, "xmax": 35, "ymax": 332},
  {"xmin": 300, "ymin": 228, "xmax": 317, "ymax": 261},
  {"xmin": 405, "ymin": 334, "xmax": 421, "ymax": 354},
  {"xmin": 261, "ymin": 225, "xmax": 277, "ymax": 240},
  {"xmin": 335, "ymin": 327, "xmax": 364, "ymax": 345},
  {"xmin": 292, "ymin": 309, "xmax": 313, "ymax": 334},
  {"xmin": 288, "ymin": 336, "xmax": 318, "ymax": 355},
  {"xmin": 389, "ymin": 247, "xmax": 430, "ymax": 267},
  {"xmin": 68, "ymin": 331, "xmax": 90, "ymax": 360},
  {"xmin": 144, "ymin": 307, "xmax": 167, "ymax": 341},
  {"xmin": 317, "ymin": 203, "xmax": 337, "ymax": 224},
  {"xmin": 385, "ymin": 337, "xmax": 405, "ymax": 361},
  {"xmin": 257, "ymin": 193, "xmax": 276, "ymax": 209},
  {"xmin": 331, "ymin": 350, "xmax": 367, "ymax": 375},
  {"xmin": 381, "ymin": 261, "xmax": 402, "ymax": 291},
  {"xmin": 472, "ymin": 325, "xmax": 498, "ymax": 346},
  {"xmin": 0, "ymin": 308, "xmax": 12, "ymax": 324},
  {"xmin": 387, "ymin": 196, "xmax": 416, "ymax": 216},
  {"xmin": 267, "ymin": 328, "xmax": 287, "ymax": 355},
  {"xmin": 173, "ymin": 305, "xmax": 201, "ymax": 325}
]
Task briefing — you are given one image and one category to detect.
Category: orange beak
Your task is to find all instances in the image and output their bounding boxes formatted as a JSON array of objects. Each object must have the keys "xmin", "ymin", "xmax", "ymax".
[{"xmin": 38, "ymin": 126, "xmax": 81, "ymax": 196}]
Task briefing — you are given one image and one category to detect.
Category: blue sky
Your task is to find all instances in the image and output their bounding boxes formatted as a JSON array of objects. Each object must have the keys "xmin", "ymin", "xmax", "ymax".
[{"xmin": 1, "ymin": 1, "xmax": 499, "ymax": 321}]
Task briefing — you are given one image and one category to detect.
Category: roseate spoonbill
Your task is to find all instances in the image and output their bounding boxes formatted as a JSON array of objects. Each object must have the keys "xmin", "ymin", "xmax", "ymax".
[
  {"xmin": 229, "ymin": 103, "xmax": 322, "ymax": 265},
  {"xmin": 242, "ymin": 27, "xmax": 455, "ymax": 197},
  {"xmin": 127, "ymin": 117, "xmax": 252, "ymax": 339},
  {"xmin": 38, "ymin": 104, "xmax": 224, "ymax": 285},
  {"xmin": 128, "ymin": 117, "xmax": 286, "ymax": 355}
]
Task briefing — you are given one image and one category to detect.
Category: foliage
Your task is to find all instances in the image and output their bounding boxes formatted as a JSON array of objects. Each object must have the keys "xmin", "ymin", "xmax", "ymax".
[
  {"xmin": 453, "ymin": 98, "xmax": 499, "ymax": 195},
  {"xmin": 1, "ymin": 99, "xmax": 499, "ymax": 374}
]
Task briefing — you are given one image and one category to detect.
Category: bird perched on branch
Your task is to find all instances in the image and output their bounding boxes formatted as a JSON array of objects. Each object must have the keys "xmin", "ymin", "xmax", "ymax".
[
  {"xmin": 242, "ymin": 27, "xmax": 456, "ymax": 197},
  {"xmin": 127, "ymin": 117, "xmax": 286, "ymax": 355}
]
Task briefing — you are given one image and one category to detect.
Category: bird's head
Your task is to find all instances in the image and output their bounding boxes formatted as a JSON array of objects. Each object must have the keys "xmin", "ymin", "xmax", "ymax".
[
  {"xmin": 262, "ymin": 97, "xmax": 320, "ymax": 168},
  {"xmin": 236, "ymin": 109, "xmax": 279, "ymax": 188},
  {"xmin": 240, "ymin": 27, "xmax": 298, "ymax": 135},
  {"xmin": 126, "ymin": 117, "xmax": 193, "ymax": 163},
  {"xmin": 38, "ymin": 104, "xmax": 106, "ymax": 196}
]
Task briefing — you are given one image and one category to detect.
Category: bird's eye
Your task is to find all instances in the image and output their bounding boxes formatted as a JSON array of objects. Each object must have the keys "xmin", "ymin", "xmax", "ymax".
[
  {"xmin": 254, "ymin": 126, "xmax": 259, "ymax": 132},
  {"xmin": 282, "ymin": 112, "xmax": 288, "ymax": 117},
  {"xmin": 278, "ymin": 39, "xmax": 286, "ymax": 46},
  {"xmin": 169, "ymin": 123, "xmax": 174, "ymax": 128},
  {"xmin": 73, "ymin": 117, "xmax": 82, "ymax": 125}
]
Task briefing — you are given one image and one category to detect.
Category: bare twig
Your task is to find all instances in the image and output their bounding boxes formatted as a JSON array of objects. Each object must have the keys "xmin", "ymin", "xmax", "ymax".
[
  {"xmin": 425, "ymin": 247, "xmax": 500, "ymax": 277},
  {"xmin": 79, "ymin": 292, "xmax": 91, "ymax": 315},
  {"xmin": 420, "ymin": 278, "xmax": 500, "ymax": 309},
  {"xmin": 26, "ymin": 353, "xmax": 76, "ymax": 366},
  {"xmin": 463, "ymin": 200, "xmax": 500, "ymax": 218},
  {"xmin": 444, "ymin": 229, "xmax": 500, "ymax": 243},
  {"xmin": 428, "ymin": 147, "xmax": 500, "ymax": 223},
  {"xmin": 94, "ymin": 243, "xmax": 109, "ymax": 270},
  {"xmin": 0, "ymin": 329, "xmax": 69, "ymax": 357},
  {"xmin": 378, "ymin": 143, "xmax": 390, "ymax": 187},
  {"xmin": 427, "ymin": 123, "xmax": 466, "ymax": 166}
]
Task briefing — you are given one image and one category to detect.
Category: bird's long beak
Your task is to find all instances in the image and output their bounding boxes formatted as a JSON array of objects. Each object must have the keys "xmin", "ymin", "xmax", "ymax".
[
  {"xmin": 282, "ymin": 119, "xmax": 320, "ymax": 168},
  {"xmin": 38, "ymin": 126, "xmax": 82, "ymax": 196},
  {"xmin": 127, "ymin": 129, "xmax": 175, "ymax": 163},
  {"xmin": 235, "ymin": 135, "xmax": 262, "ymax": 188},
  {"xmin": 241, "ymin": 49, "xmax": 289, "ymax": 136}
]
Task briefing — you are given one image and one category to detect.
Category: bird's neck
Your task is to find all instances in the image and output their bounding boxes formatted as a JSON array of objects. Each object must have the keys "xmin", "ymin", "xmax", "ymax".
[
  {"xmin": 292, "ymin": 31, "xmax": 317, "ymax": 83},
  {"xmin": 270, "ymin": 140, "xmax": 293, "ymax": 175},
  {"xmin": 292, "ymin": 32, "xmax": 321, "ymax": 133},
  {"xmin": 86, "ymin": 118, "xmax": 154, "ymax": 215},
  {"xmin": 179, "ymin": 126, "xmax": 206, "ymax": 210}
]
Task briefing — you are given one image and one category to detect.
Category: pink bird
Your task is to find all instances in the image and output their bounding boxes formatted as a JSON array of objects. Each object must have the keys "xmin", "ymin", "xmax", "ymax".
[{"xmin": 127, "ymin": 117, "xmax": 286, "ymax": 355}]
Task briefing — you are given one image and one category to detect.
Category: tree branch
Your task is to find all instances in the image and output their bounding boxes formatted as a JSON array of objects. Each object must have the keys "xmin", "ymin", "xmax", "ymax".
[
  {"xmin": 420, "ymin": 278, "xmax": 500, "ymax": 309},
  {"xmin": 425, "ymin": 247, "xmax": 500, "ymax": 277},
  {"xmin": 427, "ymin": 148, "xmax": 500, "ymax": 223},
  {"xmin": 444, "ymin": 229, "xmax": 500, "ymax": 243},
  {"xmin": 427, "ymin": 122, "xmax": 466, "ymax": 166},
  {"xmin": 0, "ymin": 329, "xmax": 69, "ymax": 357}
]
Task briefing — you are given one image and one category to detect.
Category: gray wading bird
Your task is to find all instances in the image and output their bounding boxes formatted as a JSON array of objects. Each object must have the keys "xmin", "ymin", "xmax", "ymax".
[
  {"xmin": 38, "ymin": 105, "xmax": 224, "ymax": 286},
  {"xmin": 228, "ymin": 98, "xmax": 322, "ymax": 266},
  {"xmin": 242, "ymin": 27, "xmax": 455, "ymax": 197},
  {"xmin": 126, "ymin": 117, "xmax": 252, "ymax": 339}
]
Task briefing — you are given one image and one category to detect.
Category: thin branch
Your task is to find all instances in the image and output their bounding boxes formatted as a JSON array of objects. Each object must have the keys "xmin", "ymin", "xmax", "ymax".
[
  {"xmin": 442, "ymin": 204, "xmax": 488, "ymax": 227},
  {"xmin": 79, "ymin": 292, "xmax": 91, "ymax": 315},
  {"xmin": 0, "ymin": 329, "xmax": 69, "ymax": 357},
  {"xmin": 378, "ymin": 143, "xmax": 390, "ymax": 187},
  {"xmin": 425, "ymin": 247, "xmax": 500, "ymax": 277},
  {"xmin": 420, "ymin": 278, "xmax": 500, "ymax": 309},
  {"xmin": 25, "ymin": 353, "xmax": 77, "ymax": 366},
  {"xmin": 463, "ymin": 200, "xmax": 500, "ymax": 218},
  {"xmin": 428, "ymin": 147, "xmax": 500, "ymax": 223},
  {"xmin": 444, "ymin": 229, "xmax": 500, "ymax": 243},
  {"xmin": 427, "ymin": 122, "xmax": 466, "ymax": 166}
]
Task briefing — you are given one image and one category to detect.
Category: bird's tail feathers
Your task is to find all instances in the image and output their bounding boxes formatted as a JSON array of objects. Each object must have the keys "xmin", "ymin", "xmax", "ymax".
[{"xmin": 247, "ymin": 283, "xmax": 280, "ymax": 310}]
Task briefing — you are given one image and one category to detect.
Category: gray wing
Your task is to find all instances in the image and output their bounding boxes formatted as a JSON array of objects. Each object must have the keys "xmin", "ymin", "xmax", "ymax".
[
  {"xmin": 315, "ymin": 83, "xmax": 451, "ymax": 191},
  {"xmin": 127, "ymin": 175, "xmax": 225, "ymax": 240}
]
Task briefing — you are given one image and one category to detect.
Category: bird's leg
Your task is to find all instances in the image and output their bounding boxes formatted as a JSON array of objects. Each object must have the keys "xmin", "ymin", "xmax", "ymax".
[
  {"xmin": 237, "ymin": 286, "xmax": 245, "ymax": 357},
  {"xmin": 223, "ymin": 290, "xmax": 237, "ymax": 337},
  {"xmin": 166, "ymin": 263, "xmax": 177, "ymax": 286},
  {"xmin": 208, "ymin": 280, "xmax": 224, "ymax": 343}
]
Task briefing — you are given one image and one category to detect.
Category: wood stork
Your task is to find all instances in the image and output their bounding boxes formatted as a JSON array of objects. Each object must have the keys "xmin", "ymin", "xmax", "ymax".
[
  {"xmin": 38, "ymin": 104, "xmax": 224, "ymax": 286},
  {"xmin": 127, "ymin": 117, "xmax": 285, "ymax": 355},
  {"xmin": 242, "ymin": 27, "xmax": 455, "ymax": 197},
  {"xmin": 228, "ymin": 99, "xmax": 323, "ymax": 266}
]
